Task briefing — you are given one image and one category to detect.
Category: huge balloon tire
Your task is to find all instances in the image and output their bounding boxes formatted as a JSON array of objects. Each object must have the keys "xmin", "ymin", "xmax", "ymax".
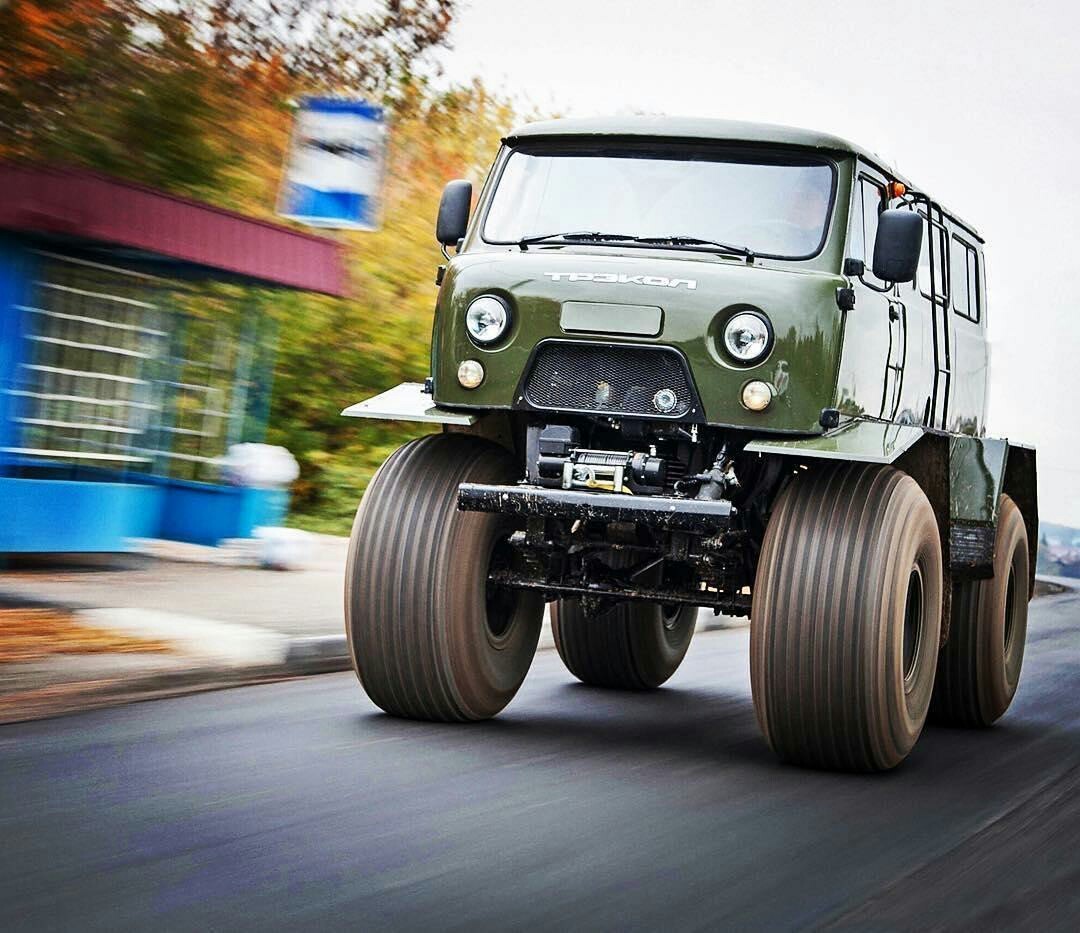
[
  {"xmin": 751, "ymin": 463, "xmax": 943, "ymax": 771},
  {"xmin": 345, "ymin": 434, "xmax": 543, "ymax": 721},
  {"xmin": 551, "ymin": 598, "xmax": 696, "ymax": 690},
  {"xmin": 931, "ymin": 495, "xmax": 1029, "ymax": 727}
]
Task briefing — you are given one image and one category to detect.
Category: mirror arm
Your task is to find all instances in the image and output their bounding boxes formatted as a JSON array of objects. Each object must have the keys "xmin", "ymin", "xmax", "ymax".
[
  {"xmin": 856, "ymin": 272, "xmax": 894, "ymax": 294},
  {"xmin": 440, "ymin": 242, "xmax": 451, "ymax": 261}
]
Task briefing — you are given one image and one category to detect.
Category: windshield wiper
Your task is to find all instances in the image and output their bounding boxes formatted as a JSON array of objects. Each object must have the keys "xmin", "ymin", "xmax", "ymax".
[
  {"xmin": 517, "ymin": 231, "xmax": 641, "ymax": 249},
  {"xmin": 635, "ymin": 235, "xmax": 756, "ymax": 261},
  {"xmin": 517, "ymin": 230, "xmax": 755, "ymax": 261}
]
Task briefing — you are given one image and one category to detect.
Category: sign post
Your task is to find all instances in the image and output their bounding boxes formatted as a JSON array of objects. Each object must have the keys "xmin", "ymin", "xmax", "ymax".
[{"xmin": 278, "ymin": 98, "xmax": 386, "ymax": 231}]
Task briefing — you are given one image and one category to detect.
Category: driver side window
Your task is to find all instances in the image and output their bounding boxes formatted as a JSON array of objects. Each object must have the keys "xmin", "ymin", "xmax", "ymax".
[{"xmin": 854, "ymin": 175, "xmax": 886, "ymax": 285}]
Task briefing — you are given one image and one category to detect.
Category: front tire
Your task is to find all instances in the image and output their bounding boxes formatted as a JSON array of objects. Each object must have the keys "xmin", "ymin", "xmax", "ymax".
[
  {"xmin": 345, "ymin": 434, "xmax": 543, "ymax": 721},
  {"xmin": 551, "ymin": 598, "xmax": 696, "ymax": 690},
  {"xmin": 931, "ymin": 495, "xmax": 1030, "ymax": 727},
  {"xmin": 751, "ymin": 463, "xmax": 943, "ymax": 771}
]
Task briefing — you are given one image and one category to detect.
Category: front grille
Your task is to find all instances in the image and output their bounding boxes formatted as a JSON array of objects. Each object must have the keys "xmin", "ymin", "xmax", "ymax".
[{"xmin": 522, "ymin": 341, "xmax": 699, "ymax": 419}]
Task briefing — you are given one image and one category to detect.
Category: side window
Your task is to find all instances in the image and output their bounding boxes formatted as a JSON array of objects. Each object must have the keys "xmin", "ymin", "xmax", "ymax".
[
  {"xmin": 918, "ymin": 213, "xmax": 948, "ymax": 302},
  {"xmin": 951, "ymin": 235, "xmax": 981, "ymax": 322},
  {"xmin": 855, "ymin": 176, "xmax": 885, "ymax": 283}
]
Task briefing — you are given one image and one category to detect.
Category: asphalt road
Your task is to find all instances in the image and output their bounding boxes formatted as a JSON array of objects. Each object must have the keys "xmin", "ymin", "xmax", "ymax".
[{"xmin": 2, "ymin": 589, "xmax": 1079, "ymax": 932}]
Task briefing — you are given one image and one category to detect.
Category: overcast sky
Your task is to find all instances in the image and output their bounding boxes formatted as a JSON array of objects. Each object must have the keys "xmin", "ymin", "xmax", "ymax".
[{"xmin": 434, "ymin": 0, "xmax": 1080, "ymax": 526}]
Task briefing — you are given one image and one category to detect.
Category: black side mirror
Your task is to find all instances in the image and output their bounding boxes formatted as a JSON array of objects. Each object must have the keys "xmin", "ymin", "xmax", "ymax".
[
  {"xmin": 872, "ymin": 209, "xmax": 922, "ymax": 283},
  {"xmin": 436, "ymin": 179, "xmax": 472, "ymax": 246}
]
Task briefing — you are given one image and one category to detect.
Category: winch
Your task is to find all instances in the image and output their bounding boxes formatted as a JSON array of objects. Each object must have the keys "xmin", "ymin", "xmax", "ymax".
[{"xmin": 526, "ymin": 424, "xmax": 666, "ymax": 494}]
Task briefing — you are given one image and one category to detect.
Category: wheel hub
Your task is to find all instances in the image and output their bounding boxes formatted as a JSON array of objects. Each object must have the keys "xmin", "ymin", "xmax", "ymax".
[
  {"xmin": 661, "ymin": 604, "xmax": 682, "ymax": 631},
  {"xmin": 1003, "ymin": 565, "xmax": 1017, "ymax": 652},
  {"xmin": 903, "ymin": 567, "xmax": 924, "ymax": 682},
  {"xmin": 484, "ymin": 536, "xmax": 518, "ymax": 640}
]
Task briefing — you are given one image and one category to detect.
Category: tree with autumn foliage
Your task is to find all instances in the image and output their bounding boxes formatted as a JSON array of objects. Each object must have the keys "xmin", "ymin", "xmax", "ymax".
[
  {"xmin": 0, "ymin": 0, "xmax": 459, "ymax": 200},
  {"xmin": 0, "ymin": 0, "xmax": 526, "ymax": 531}
]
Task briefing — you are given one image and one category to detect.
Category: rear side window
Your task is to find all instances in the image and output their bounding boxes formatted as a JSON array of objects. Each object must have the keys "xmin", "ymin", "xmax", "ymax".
[
  {"xmin": 918, "ymin": 214, "xmax": 948, "ymax": 303},
  {"xmin": 951, "ymin": 236, "xmax": 981, "ymax": 322}
]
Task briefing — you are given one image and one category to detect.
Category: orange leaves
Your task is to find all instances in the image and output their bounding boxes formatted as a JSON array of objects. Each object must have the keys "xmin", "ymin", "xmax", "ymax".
[{"xmin": 2, "ymin": 0, "xmax": 115, "ymax": 79}]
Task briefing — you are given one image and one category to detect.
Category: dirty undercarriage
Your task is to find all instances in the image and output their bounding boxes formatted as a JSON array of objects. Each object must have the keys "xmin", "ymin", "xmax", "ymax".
[{"xmin": 457, "ymin": 481, "xmax": 753, "ymax": 617}]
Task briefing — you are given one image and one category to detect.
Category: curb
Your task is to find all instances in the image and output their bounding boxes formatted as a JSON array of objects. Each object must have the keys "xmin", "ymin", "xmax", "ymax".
[
  {"xmin": 284, "ymin": 634, "xmax": 350, "ymax": 673},
  {"xmin": 0, "ymin": 635, "xmax": 353, "ymax": 726}
]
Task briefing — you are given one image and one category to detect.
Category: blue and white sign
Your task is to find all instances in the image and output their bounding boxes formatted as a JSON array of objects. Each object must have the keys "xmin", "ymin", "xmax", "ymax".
[{"xmin": 278, "ymin": 98, "xmax": 386, "ymax": 231}]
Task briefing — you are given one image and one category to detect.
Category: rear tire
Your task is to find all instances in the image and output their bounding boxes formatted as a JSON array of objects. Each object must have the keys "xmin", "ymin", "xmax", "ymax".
[
  {"xmin": 551, "ymin": 599, "xmax": 696, "ymax": 690},
  {"xmin": 751, "ymin": 463, "xmax": 943, "ymax": 771},
  {"xmin": 931, "ymin": 495, "xmax": 1029, "ymax": 727},
  {"xmin": 345, "ymin": 434, "xmax": 543, "ymax": 721}
]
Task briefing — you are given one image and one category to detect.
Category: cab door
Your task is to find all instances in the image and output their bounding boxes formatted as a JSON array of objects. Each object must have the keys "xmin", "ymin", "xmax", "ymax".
[{"xmin": 836, "ymin": 168, "xmax": 900, "ymax": 418}]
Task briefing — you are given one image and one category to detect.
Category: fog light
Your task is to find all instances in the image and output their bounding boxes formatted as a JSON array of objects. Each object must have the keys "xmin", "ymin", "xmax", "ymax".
[
  {"xmin": 457, "ymin": 359, "xmax": 485, "ymax": 389},
  {"xmin": 653, "ymin": 388, "xmax": 678, "ymax": 414},
  {"xmin": 741, "ymin": 380, "xmax": 773, "ymax": 411}
]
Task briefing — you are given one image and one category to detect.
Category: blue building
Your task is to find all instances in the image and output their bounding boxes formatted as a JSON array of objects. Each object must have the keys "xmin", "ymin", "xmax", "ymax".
[{"xmin": 0, "ymin": 164, "xmax": 345, "ymax": 553}]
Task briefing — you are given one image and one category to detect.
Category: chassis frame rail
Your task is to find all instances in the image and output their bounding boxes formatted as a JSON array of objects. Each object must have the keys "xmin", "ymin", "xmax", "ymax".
[{"xmin": 487, "ymin": 569, "xmax": 752, "ymax": 615}]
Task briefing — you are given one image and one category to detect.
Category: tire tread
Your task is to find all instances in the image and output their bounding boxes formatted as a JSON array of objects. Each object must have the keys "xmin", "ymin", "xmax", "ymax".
[{"xmin": 345, "ymin": 434, "xmax": 541, "ymax": 721}]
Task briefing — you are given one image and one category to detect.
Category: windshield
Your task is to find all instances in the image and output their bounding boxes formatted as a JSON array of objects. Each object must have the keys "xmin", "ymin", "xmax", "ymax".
[{"xmin": 482, "ymin": 146, "xmax": 836, "ymax": 259}]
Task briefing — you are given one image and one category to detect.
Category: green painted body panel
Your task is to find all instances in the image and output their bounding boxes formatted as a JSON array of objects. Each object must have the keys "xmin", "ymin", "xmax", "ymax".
[
  {"xmin": 430, "ymin": 140, "xmax": 885, "ymax": 437},
  {"xmin": 432, "ymin": 250, "xmax": 847, "ymax": 433},
  {"xmin": 743, "ymin": 419, "xmax": 924, "ymax": 464},
  {"xmin": 949, "ymin": 435, "xmax": 1007, "ymax": 524}
]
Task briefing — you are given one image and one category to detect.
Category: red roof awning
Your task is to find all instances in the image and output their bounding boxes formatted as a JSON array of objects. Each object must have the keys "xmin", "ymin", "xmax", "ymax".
[{"xmin": 0, "ymin": 163, "xmax": 347, "ymax": 296}]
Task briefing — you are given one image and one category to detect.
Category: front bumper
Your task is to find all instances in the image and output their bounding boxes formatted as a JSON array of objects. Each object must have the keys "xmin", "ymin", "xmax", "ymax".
[{"xmin": 457, "ymin": 483, "xmax": 733, "ymax": 533}]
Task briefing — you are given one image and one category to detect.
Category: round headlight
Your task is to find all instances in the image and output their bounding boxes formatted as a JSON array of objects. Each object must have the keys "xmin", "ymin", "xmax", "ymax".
[
  {"xmin": 741, "ymin": 380, "xmax": 773, "ymax": 412},
  {"xmin": 466, "ymin": 295, "xmax": 510, "ymax": 345},
  {"xmin": 723, "ymin": 312, "xmax": 771, "ymax": 363},
  {"xmin": 457, "ymin": 359, "xmax": 485, "ymax": 389}
]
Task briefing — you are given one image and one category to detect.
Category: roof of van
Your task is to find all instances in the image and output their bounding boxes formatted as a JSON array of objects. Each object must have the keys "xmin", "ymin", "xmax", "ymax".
[
  {"xmin": 507, "ymin": 116, "xmax": 881, "ymax": 162},
  {"xmin": 505, "ymin": 117, "xmax": 982, "ymax": 241}
]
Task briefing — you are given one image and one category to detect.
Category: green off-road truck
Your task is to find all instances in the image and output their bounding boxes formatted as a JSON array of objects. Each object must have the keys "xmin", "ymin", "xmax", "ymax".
[{"xmin": 342, "ymin": 117, "xmax": 1037, "ymax": 771}]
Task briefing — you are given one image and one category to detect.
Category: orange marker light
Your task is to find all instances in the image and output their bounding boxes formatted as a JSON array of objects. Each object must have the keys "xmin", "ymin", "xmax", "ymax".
[{"xmin": 887, "ymin": 180, "xmax": 907, "ymax": 200}]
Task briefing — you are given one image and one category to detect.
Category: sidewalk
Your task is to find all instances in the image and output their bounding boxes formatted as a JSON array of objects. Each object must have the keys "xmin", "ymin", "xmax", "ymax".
[
  {"xmin": 0, "ymin": 536, "xmax": 353, "ymax": 723},
  {"xmin": 0, "ymin": 535, "xmax": 350, "ymax": 636}
]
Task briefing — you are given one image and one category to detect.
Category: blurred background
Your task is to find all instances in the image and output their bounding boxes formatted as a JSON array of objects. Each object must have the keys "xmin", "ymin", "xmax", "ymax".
[{"xmin": 0, "ymin": 0, "xmax": 509, "ymax": 544}]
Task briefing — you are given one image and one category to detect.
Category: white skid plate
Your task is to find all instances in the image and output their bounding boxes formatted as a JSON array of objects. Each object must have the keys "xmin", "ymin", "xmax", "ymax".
[{"xmin": 341, "ymin": 382, "xmax": 476, "ymax": 425}]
